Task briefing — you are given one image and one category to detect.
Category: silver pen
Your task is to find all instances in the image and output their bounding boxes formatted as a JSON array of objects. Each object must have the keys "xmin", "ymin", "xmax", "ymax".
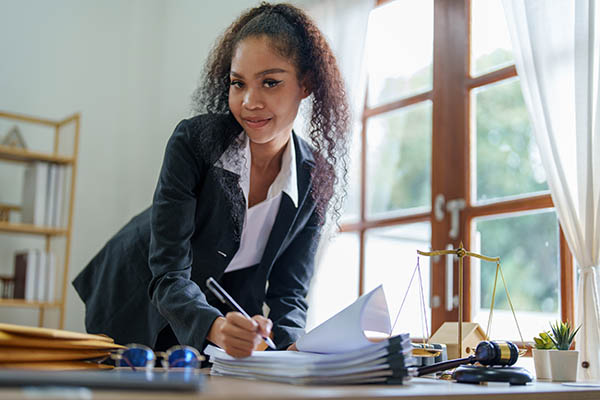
[{"xmin": 206, "ymin": 277, "xmax": 276, "ymax": 349}]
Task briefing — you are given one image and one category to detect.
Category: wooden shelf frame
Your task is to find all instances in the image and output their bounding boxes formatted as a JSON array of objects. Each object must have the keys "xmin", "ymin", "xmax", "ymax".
[
  {"xmin": 0, "ymin": 144, "xmax": 74, "ymax": 164},
  {"xmin": 0, "ymin": 221, "xmax": 68, "ymax": 236},
  {"xmin": 0, "ymin": 110, "xmax": 80, "ymax": 329},
  {"xmin": 0, "ymin": 299, "xmax": 62, "ymax": 308}
]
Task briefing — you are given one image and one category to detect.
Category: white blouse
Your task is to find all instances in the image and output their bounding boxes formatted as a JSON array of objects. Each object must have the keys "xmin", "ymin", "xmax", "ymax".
[{"xmin": 217, "ymin": 132, "xmax": 298, "ymax": 273}]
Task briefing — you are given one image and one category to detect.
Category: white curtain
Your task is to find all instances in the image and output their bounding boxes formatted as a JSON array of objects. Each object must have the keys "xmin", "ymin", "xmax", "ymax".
[
  {"xmin": 502, "ymin": 0, "xmax": 600, "ymax": 381},
  {"xmin": 303, "ymin": 0, "xmax": 374, "ymax": 123},
  {"xmin": 298, "ymin": 0, "xmax": 374, "ymax": 329}
]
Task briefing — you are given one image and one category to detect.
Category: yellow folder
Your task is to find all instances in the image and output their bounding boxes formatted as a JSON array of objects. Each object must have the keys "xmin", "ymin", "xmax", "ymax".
[
  {"xmin": 0, "ymin": 360, "xmax": 114, "ymax": 370},
  {"xmin": 0, "ymin": 323, "xmax": 114, "ymax": 342},
  {"xmin": 0, "ymin": 331, "xmax": 124, "ymax": 350},
  {"xmin": 0, "ymin": 346, "xmax": 111, "ymax": 362}
]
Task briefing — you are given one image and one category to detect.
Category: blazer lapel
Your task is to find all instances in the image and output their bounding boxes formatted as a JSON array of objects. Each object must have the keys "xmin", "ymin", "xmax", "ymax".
[{"xmin": 259, "ymin": 194, "xmax": 297, "ymax": 270}]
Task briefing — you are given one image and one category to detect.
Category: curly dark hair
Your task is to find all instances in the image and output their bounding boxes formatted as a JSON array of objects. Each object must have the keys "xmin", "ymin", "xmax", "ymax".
[{"xmin": 191, "ymin": 2, "xmax": 350, "ymax": 226}]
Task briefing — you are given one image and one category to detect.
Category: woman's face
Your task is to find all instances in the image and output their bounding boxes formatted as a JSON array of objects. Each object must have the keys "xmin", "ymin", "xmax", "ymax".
[{"xmin": 228, "ymin": 36, "xmax": 309, "ymax": 150}]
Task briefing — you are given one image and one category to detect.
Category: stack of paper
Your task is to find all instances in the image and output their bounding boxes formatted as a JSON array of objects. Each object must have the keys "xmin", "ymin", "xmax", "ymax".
[
  {"xmin": 0, "ymin": 323, "xmax": 125, "ymax": 370},
  {"xmin": 206, "ymin": 285, "xmax": 417, "ymax": 384},
  {"xmin": 206, "ymin": 334, "xmax": 413, "ymax": 384}
]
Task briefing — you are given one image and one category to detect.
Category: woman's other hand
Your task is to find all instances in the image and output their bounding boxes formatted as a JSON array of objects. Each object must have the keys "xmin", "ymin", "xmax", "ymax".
[
  {"xmin": 287, "ymin": 342, "xmax": 298, "ymax": 351},
  {"xmin": 207, "ymin": 312, "xmax": 272, "ymax": 358}
]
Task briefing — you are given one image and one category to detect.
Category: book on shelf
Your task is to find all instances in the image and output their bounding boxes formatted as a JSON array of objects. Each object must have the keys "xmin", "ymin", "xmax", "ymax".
[
  {"xmin": 13, "ymin": 250, "xmax": 56, "ymax": 303},
  {"xmin": 36, "ymin": 252, "xmax": 47, "ymax": 302},
  {"xmin": 52, "ymin": 164, "xmax": 65, "ymax": 227},
  {"xmin": 205, "ymin": 285, "xmax": 416, "ymax": 385},
  {"xmin": 13, "ymin": 250, "xmax": 38, "ymax": 301},
  {"xmin": 20, "ymin": 162, "xmax": 66, "ymax": 228},
  {"xmin": 21, "ymin": 162, "xmax": 48, "ymax": 226},
  {"xmin": 44, "ymin": 164, "xmax": 57, "ymax": 227},
  {"xmin": 46, "ymin": 253, "xmax": 56, "ymax": 303}
]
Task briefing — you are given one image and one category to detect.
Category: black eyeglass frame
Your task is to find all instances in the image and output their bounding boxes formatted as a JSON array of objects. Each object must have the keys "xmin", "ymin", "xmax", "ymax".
[{"xmin": 111, "ymin": 343, "xmax": 204, "ymax": 371}]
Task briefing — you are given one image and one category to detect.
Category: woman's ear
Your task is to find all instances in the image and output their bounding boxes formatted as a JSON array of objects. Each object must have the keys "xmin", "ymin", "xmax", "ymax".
[{"xmin": 300, "ymin": 76, "xmax": 312, "ymax": 99}]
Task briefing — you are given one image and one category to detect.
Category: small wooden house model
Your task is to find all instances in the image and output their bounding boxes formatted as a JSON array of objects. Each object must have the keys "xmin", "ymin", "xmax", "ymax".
[{"xmin": 429, "ymin": 322, "xmax": 487, "ymax": 359}]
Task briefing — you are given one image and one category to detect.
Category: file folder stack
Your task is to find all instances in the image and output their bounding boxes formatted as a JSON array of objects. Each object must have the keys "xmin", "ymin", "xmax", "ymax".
[
  {"xmin": 0, "ymin": 323, "xmax": 124, "ymax": 370},
  {"xmin": 205, "ymin": 333, "xmax": 416, "ymax": 385}
]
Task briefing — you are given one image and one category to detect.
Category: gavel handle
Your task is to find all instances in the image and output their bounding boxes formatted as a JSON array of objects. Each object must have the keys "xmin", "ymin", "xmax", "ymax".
[{"xmin": 417, "ymin": 355, "xmax": 476, "ymax": 376}]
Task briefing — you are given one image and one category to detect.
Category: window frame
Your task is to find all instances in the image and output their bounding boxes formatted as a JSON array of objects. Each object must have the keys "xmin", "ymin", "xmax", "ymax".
[{"xmin": 338, "ymin": 0, "xmax": 574, "ymax": 347}]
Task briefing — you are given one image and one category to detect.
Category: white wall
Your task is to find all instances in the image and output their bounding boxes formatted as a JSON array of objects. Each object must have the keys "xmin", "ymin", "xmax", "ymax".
[{"xmin": 0, "ymin": 0, "xmax": 284, "ymax": 332}]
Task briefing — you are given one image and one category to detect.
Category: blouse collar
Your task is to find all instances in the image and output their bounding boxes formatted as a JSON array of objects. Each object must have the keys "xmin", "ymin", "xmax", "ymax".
[{"xmin": 217, "ymin": 131, "xmax": 298, "ymax": 208}]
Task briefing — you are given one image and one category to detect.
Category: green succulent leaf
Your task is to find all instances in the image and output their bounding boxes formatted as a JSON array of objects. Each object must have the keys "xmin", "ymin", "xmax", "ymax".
[
  {"xmin": 549, "ymin": 320, "xmax": 581, "ymax": 350},
  {"xmin": 533, "ymin": 330, "xmax": 555, "ymax": 349}
]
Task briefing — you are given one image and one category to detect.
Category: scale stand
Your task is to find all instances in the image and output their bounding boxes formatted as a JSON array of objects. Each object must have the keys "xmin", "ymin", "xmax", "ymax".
[{"xmin": 416, "ymin": 243, "xmax": 531, "ymax": 385}]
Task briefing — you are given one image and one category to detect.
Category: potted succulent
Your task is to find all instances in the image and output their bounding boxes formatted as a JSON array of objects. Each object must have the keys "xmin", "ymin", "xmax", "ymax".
[
  {"xmin": 548, "ymin": 320, "xmax": 581, "ymax": 382},
  {"xmin": 532, "ymin": 331, "xmax": 555, "ymax": 380}
]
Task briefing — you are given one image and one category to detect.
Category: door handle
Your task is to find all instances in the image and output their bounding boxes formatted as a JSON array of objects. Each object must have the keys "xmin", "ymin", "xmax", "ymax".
[
  {"xmin": 434, "ymin": 194, "xmax": 466, "ymax": 239},
  {"xmin": 446, "ymin": 243, "xmax": 454, "ymax": 311},
  {"xmin": 446, "ymin": 199, "xmax": 466, "ymax": 239}
]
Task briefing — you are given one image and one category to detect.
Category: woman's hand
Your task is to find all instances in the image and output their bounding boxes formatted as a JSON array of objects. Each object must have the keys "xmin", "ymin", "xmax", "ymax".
[{"xmin": 207, "ymin": 312, "xmax": 272, "ymax": 358}]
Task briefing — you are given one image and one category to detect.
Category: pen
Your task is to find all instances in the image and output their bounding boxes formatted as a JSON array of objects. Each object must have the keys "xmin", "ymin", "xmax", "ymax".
[{"xmin": 206, "ymin": 277, "xmax": 276, "ymax": 349}]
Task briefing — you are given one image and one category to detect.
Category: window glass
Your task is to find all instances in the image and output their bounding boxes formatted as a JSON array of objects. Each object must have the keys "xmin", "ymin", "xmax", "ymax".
[
  {"xmin": 364, "ymin": 222, "xmax": 431, "ymax": 338},
  {"xmin": 472, "ymin": 78, "xmax": 548, "ymax": 202},
  {"xmin": 365, "ymin": 0, "xmax": 433, "ymax": 107},
  {"xmin": 305, "ymin": 233, "xmax": 360, "ymax": 331},
  {"xmin": 367, "ymin": 101, "xmax": 432, "ymax": 216},
  {"xmin": 471, "ymin": 210, "xmax": 560, "ymax": 341},
  {"xmin": 470, "ymin": 0, "xmax": 514, "ymax": 76}
]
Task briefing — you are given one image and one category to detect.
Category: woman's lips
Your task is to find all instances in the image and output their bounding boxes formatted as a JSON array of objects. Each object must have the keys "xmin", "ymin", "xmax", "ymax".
[{"xmin": 243, "ymin": 118, "xmax": 271, "ymax": 129}]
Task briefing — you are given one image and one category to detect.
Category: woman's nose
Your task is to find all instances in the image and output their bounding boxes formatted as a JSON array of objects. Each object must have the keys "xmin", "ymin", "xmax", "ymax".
[{"xmin": 243, "ymin": 89, "xmax": 264, "ymax": 110}]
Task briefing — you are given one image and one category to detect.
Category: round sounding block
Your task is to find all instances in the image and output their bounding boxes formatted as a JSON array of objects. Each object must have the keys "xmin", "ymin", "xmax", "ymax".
[{"xmin": 452, "ymin": 365, "xmax": 533, "ymax": 386}]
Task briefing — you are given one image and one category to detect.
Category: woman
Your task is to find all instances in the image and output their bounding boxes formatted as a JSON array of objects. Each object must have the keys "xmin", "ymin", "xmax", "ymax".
[{"xmin": 73, "ymin": 2, "xmax": 349, "ymax": 358}]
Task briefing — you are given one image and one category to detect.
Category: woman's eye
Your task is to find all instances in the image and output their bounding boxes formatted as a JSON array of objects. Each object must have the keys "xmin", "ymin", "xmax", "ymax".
[
  {"xmin": 263, "ymin": 80, "xmax": 281, "ymax": 88},
  {"xmin": 230, "ymin": 80, "xmax": 244, "ymax": 88}
]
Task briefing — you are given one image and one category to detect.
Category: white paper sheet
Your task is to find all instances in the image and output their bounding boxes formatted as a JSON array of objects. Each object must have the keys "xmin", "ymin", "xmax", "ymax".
[{"xmin": 296, "ymin": 284, "xmax": 391, "ymax": 353}]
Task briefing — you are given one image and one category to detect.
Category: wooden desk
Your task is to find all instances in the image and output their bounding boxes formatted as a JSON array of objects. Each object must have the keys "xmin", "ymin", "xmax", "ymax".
[{"xmin": 1, "ymin": 374, "xmax": 600, "ymax": 400}]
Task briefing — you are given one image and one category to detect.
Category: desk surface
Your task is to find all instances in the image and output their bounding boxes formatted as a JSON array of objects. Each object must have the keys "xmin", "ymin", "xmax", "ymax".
[{"xmin": 2, "ymin": 374, "xmax": 600, "ymax": 400}]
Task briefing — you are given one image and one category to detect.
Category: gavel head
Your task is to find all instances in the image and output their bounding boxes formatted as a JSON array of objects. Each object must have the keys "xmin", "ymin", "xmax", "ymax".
[{"xmin": 474, "ymin": 341, "xmax": 519, "ymax": 366}]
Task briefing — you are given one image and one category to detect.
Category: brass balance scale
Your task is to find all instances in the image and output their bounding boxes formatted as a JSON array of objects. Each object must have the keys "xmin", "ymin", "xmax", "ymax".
[{"xmin": 402, "ymin": 243, "xmax": 532, "ymax": 384}]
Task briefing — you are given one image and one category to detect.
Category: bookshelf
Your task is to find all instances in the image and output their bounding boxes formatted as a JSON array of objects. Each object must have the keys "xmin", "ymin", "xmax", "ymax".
[{"xmin": 0, "ymin": 110, "xmax": 80, "ymax": 329}]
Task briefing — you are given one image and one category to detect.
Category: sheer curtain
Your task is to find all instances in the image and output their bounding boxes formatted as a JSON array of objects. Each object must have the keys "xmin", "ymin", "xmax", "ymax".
[
  {"xmin": 298, "ymin": 0, "xmax": 374, "ymax": 329},
  {"xmin": 502, "ymin": 0, "xmax": 600, "ymax": 381}
]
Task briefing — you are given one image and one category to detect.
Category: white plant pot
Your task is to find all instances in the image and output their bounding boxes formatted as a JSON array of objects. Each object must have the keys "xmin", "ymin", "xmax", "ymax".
[
  {"xmin": 549, "ymin": 349, "xmax": 579, "ymax": 382},
  {"xmin": 532, "ymin": 349, "xmax": 552, "ymax": 380}
]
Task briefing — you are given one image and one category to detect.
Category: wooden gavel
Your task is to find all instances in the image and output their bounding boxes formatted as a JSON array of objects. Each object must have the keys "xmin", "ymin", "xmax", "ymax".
[{"xmin": 417, "ymin": 340, "xmax": 519, "ymax": 376}]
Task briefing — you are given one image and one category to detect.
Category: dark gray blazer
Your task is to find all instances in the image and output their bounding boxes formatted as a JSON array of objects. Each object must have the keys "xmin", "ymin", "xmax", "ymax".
[{"xmin": 73, "ymin": 113, "xmax": 321, "ymax": 351}]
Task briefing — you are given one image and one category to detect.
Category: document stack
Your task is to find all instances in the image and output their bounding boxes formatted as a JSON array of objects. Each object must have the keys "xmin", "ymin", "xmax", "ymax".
[
  {"xmin": 0, "ymin": 323, "xmax": 124, "ymax": 370},
  {"xmin": 206, "ymin": 285, "xmax": 417, "ymax": 384},
  {"xmin": 206, "ymin": 333, "xmax": 414, "ymax": 384}
]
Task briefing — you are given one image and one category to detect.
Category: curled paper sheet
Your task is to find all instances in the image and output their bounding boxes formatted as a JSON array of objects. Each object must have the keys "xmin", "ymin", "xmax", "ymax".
[{"xmin": 296, "ymin": 285, "xmax": 391, "ymax": 353}]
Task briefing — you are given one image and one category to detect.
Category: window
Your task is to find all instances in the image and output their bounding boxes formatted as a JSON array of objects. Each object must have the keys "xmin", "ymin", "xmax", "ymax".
[{"xmin": 310, "ymin": 0, "xmax": 574, "ymax": 345}]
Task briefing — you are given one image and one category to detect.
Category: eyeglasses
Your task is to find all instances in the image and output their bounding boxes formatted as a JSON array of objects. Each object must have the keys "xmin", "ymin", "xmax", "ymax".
[{"xmin": 112, "ymin": 344, "xmax": 204, "ymax": 371}]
